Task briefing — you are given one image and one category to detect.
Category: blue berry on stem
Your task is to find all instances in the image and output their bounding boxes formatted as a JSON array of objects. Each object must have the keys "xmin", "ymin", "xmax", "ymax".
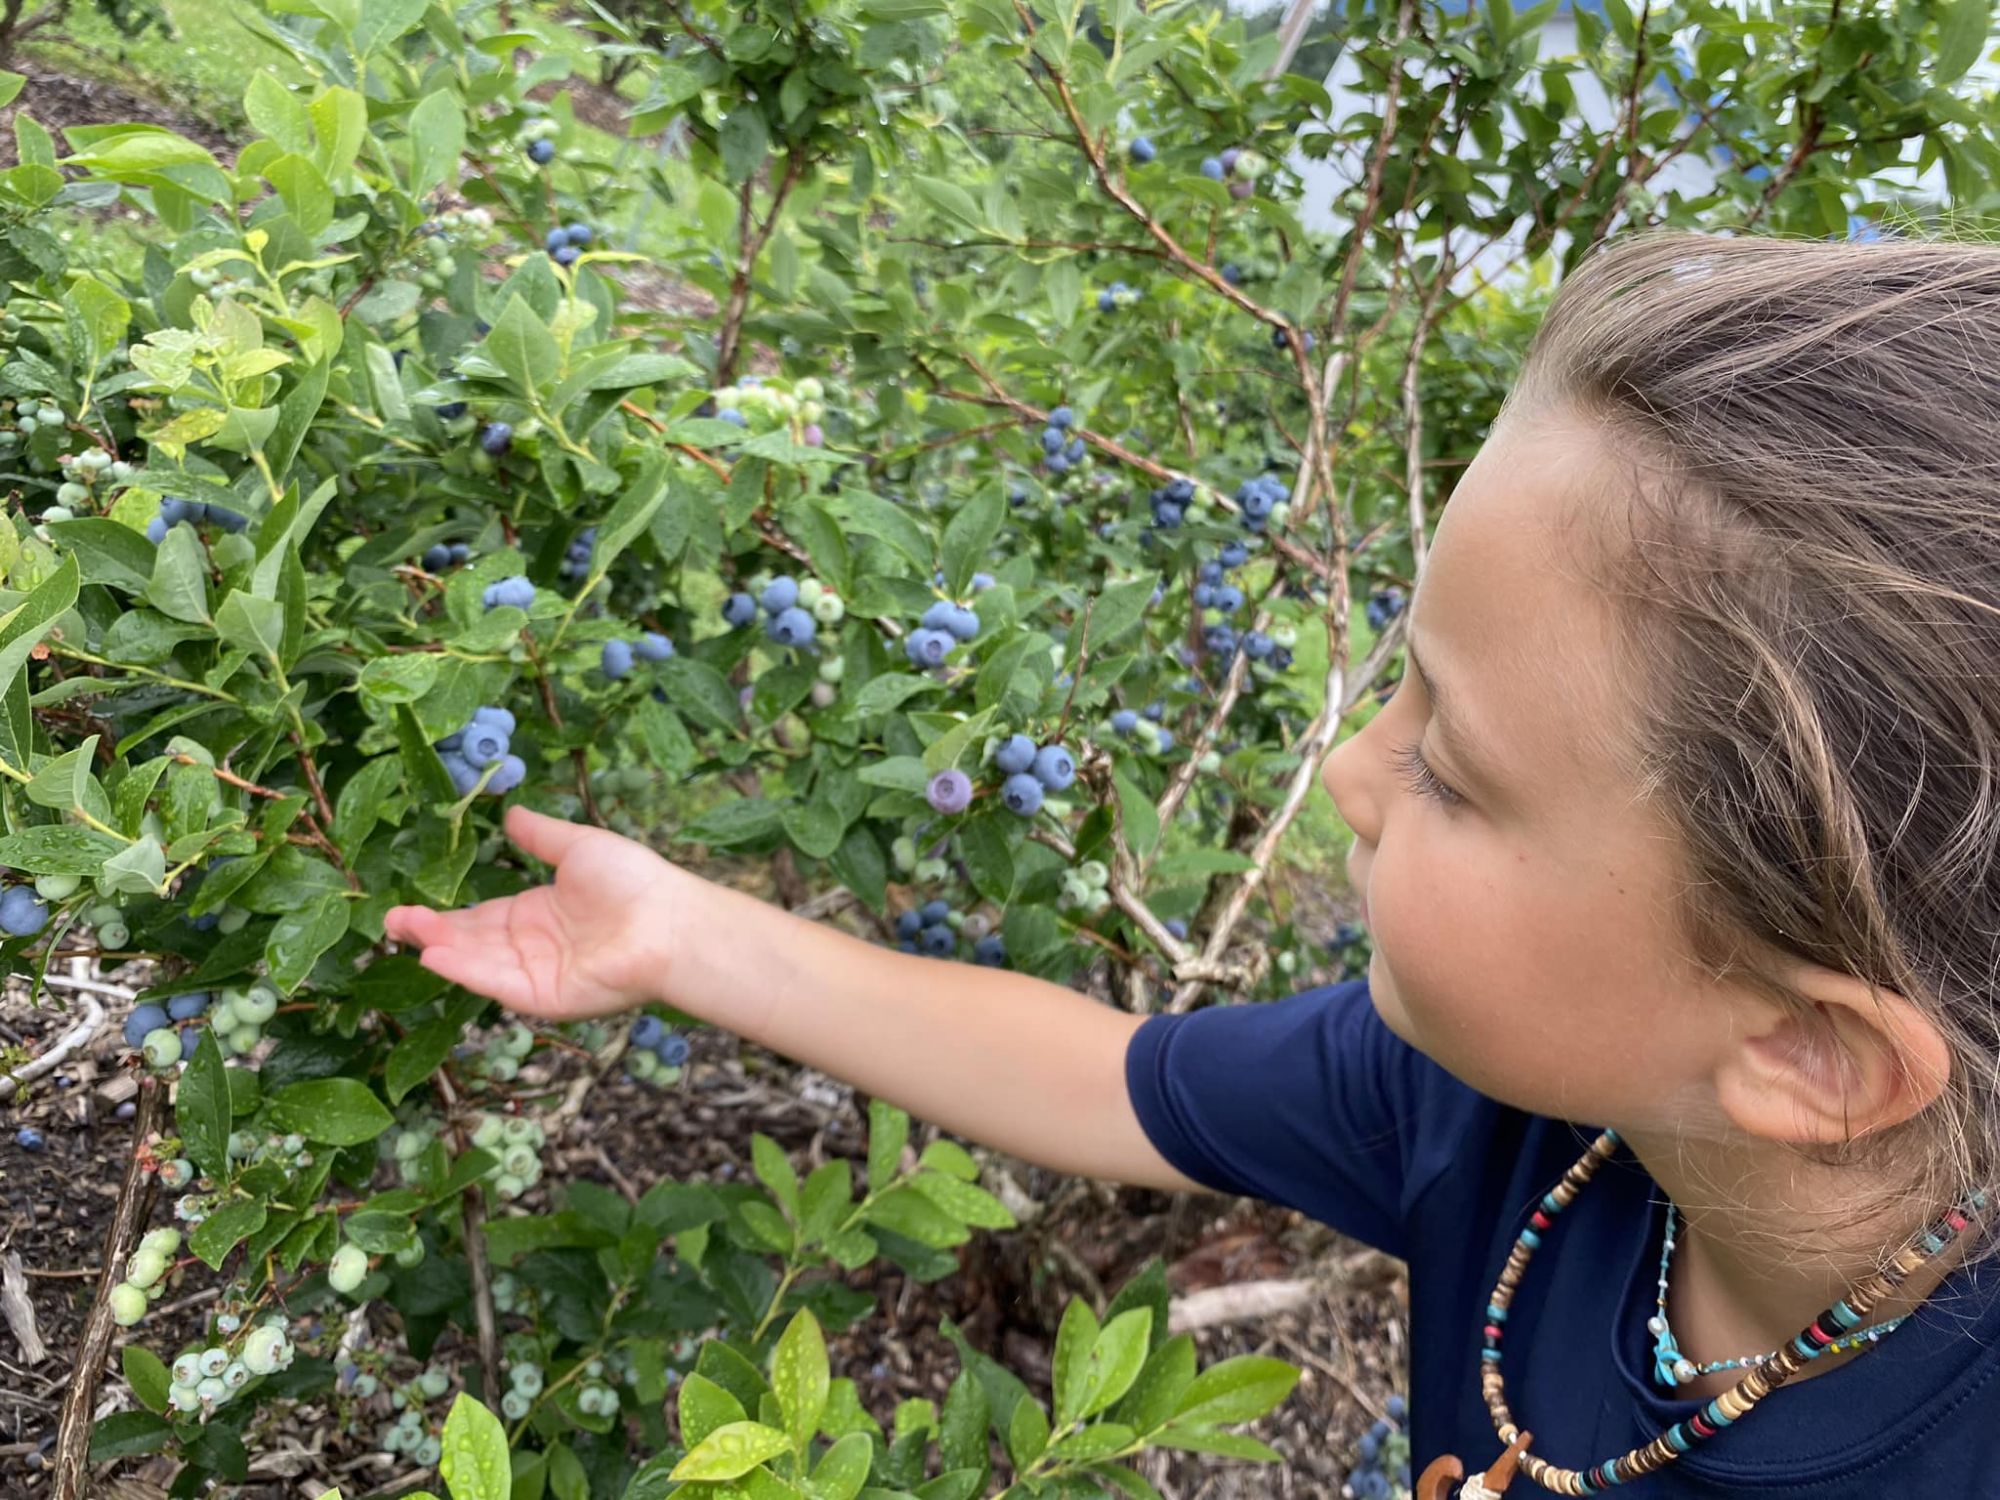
[
  {"xmin": 1000, "ymin": 774, "xmax": 1044, "ymax": 817},
  {"xmin": 994, "ymin": 734, "xmax": 1036, "ymax": 774},
  {"xmin": 601, "ymin": 640, "xmax": 634, "ymax": 680},
  {"xmin": 767, "ymin": 607, "xmax": 816, "ymax": 646},
  {"xmin": 123, "ymin": 1004, "xmax": 169, "ymax": 1050},
  {"xmin": 527, "ymin": 139, "xmax": 556, "ymax": 165},
  {"xmin": 761, "ymin": 577, "xmax": 799, "ymax": 614},
  {"xmin": 479, "ymin": 421, "xmax": 513, "ymax": 456},
  {"xmin": 636, "ymin": 632, "xmax": 674, "ymax": 663},
  {"xmin": 722, "ymin": 592, "xmax": 757, "ymax": 628},
  {"xmin": 926, "ymin": 769, "xmax": 973, "ymax": 815},
  {"xmin": 1030, "ymin": 744, "xmax": 1075, "ymax": 792}
]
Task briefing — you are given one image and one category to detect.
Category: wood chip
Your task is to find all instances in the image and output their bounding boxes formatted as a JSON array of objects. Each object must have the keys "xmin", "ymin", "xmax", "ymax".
[{"xmin": 1, "ymin": 1251, "xmax": 47, "ymax": 1365}]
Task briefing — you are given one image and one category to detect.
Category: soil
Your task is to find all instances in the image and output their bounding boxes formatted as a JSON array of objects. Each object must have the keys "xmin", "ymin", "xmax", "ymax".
[{"xmin": 0, "ymin": 63, "xmax": 237, "ymax": 169}]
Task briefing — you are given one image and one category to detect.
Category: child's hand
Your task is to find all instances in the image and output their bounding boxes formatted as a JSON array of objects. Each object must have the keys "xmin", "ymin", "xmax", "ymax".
[{"xmin": 384, "ymin": 806, "xmax": 683, "ymax": 1021}]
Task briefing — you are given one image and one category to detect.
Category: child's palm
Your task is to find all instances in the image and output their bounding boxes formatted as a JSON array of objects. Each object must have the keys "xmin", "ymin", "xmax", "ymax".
[{"xmin": 384, "ymin": 808, "xmax": 675, "ymax": 1020}]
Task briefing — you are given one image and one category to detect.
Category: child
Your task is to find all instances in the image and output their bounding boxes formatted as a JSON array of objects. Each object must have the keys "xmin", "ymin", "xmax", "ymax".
[{"xmin": 386, "ymin": 229, "xmax": 2000, "ymax": 1495}]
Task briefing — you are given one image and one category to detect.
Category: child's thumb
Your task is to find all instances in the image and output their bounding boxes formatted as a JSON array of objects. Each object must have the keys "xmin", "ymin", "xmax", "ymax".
[{"xmin": 504, "ymin": 805, "xmax": 594, "ymax": 866}]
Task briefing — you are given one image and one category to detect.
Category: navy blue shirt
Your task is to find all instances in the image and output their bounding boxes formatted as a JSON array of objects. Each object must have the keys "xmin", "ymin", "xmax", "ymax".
[{"xmin": 1125, "ymin": 980, "xmax": 2000, "ymax": 1495}]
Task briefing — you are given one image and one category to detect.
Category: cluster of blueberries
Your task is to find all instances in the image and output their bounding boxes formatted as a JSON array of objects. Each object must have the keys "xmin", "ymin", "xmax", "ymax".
[
  {"xmin": 1106, "ymin": 700, "xmax": 1175, "ymax": 755},
  {"xmin": 905, "ymin": 597, "xmax": 981, "ymax": 669},
  {"xmin": 601, "ymin": 630, "xmax": 674, "ymax": 681},
  {"xmin": 1096, "ymin": 280, "xmax": 1140, "ymax": 313},
  {"xmin": 1234, "ymin": 471, "xmax": 1289, "ymax": 533},
  {"xmin": 627, "ymin": 1013, "xmax": 690, "ymax": 1085},
  {"xmin": 1365, "ymin": 585, "xmax": 1407, "ymax": 633},
  {"xmin": 157, "ymin": 1308, "xmax": 302, "ymax": 1415},
  {"xmin": 144, "ymin": 495, "xmax": 249, "ymax": 544},
  {"xmin": 543, "ymin": 221, "xmax": 592, "ymax": 266},
  {"xmin": 124, "ymin": 984, "xmax": 280, "ymax": 1070},
  {"xmin": 894, "ymin": 899, "xmax": 1006, "ymax": 967},
  {"xmin": 558, "ymin": 526, "xmax": 596, "ymax": 582},
  {"xmin": 722, "ymin": 574, "xmax": 842, "ymax": 647},
  {"xmin": 421, "ymin": 540, "xmax": 471, "ymax": 572},
  {"xmin": 468, "ymin": 1111, "xmax": 549, "ymax": 1203},
  {"xmin": 993, "ymin": 733, "xmax": 1074, "ymax": 817},
  {"xmin": 1201, "ymin": 146, "xmax": 1263, "ymax": 200},
  {"xmin": 482, "ymin": 574, "xmax": 536, "ymax": 611},
  {"xmin": 435, "ymin": 706, "xmax": 527, "ymax": 797},
  {"xmin": 107, "ymin": 1225, "xmax": 186, "ymax": 1329},
  {"xmin": 374, "ymin": 1373, "xmax": 449, "ymax": 1466},
  {"xmin": 1345, "ymin": 1394, "xmax": 1412, "ymax": 1499},
  {"xmin": 1147, "ymin": 475, "xmax": 1197, "ymax": 528},
  {"xmin": 1040, "ymin": 404, "xmax": 1087, "ymax": 473},
  {"xmin": 479, "ymin": 421, "xmax": 513, "ymax": 456}
]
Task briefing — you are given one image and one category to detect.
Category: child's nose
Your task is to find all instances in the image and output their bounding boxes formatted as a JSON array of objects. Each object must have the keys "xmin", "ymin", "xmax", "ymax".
[{"xmin": 1319, "ymin": 719, "xmax": 1383, "ymax": 850}]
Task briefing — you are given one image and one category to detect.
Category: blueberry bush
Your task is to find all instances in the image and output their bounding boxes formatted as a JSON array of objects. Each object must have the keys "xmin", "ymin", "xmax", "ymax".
[{"xmin": 9, "ymin": 0, "xmax": 1994, "ymax": 1494}]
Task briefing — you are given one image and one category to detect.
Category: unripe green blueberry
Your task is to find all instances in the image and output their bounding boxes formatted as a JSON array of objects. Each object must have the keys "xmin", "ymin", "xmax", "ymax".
[
  {"xmin": 126, "ymin": 1247, "xmax": 168, "ymax": 1290},
  {"xmin": 110, "ymin": 1283, "xmax": 147, "ymax": 1325},
  {"xmin": 18, "ymin": 416, "xmax": 37, "ymax": 434},
  {"xmin": 34, "ymin": 872, "xmax": 80, "ymax": 900},
  {"xmin": 486, "ymin": 1054, "xmax": 518, "ymax": 1082},
  {"xmin": 393, "ymin": 1130, "xmax": 426, "ymax": 1162},
  {"xmin": 98, "ymin": 920, "xmax": 129, "ymax": 950},
  {"xmin": 1270, "ymin": 624, "xmax": 1298, "ymax": 649},
  {"xmin": 494, "ymin": 1171, "xmax": 526, "ymax": 1201},
  {"xmin": 472, "ymin": 1114, "xmax": 506, "ymax": 1150},
  {"xmin": 56, "ymin": 481, "xmax": 86, "ymax": 504},
  {"xmin": 501, "ymin": 1389, "xmax": 531, "ymax": 1420},
  {"xmin": 502, "ymin": 1144, "xmax": 537, "ymax": 1177},
  {"xmin": 354, "ymin": 1372, "xmax": 379, "ymax": 1398},
  {"xmin": 1269, "ymin": 502, "xmax": 1292, "ymax": 528},
  {"xmin": 236, "ymin": 981, "xmax": 279, "ymax": 1025},
  {"xmin": 1079, "ymin": 860, "xmax": 1109, "ymax": 889},
  {"xmin": 169, "ymin": 1382, "xmax": 203, "ymax": 1413},
  {"xmin": 416, "ymin": 1435, "xmax": 442, "ymax": 1466},
  {"xmin": 509, "ymin": 1362, "xmax": 544, "ymax": 1396},
  {"xmin": 327, "ymin": 1243, "xmax": 368, "ymax": 1295},
  {"xmin": 225, "ymin": 1024, "xmax": 261, "ymax": 1055},
  {"xmin": 195, "ymin": 1375, "xmax": 226, "ymax": 1404},
  {"xmin": 502, "ymin": 1023, "xmax": 534, "ymax": 1059},
  {"xmin": 395, "ymin": 1239, "xmax": 426, "ymax": 1268},
  {"xmin": 223, "ymin": 1359, "xmax": 250, "ymax": 1390},
  {"xmin": 796, "ymin": 577, "xmax": 824, "ymax": 607},
  {"xmin": 891, "ymin": 836, "xmax": 917, "ymax": 873},
  {"xmin": 811, "ymin": 593, "xmax": 844, "ymax": 625},
  {"xmin": 799, "ymin": 399, "xmax": 824, "ymax": 423},
  {"xmin": 1278, "ymin": 951, "xmax": 1298, "ymax": 974},
  {"xmin": 1198, "ymin": 750, "xmax": 1223, "ymax": 773},
  {"xmin": 796, "ymin": 376, "xmax": 824, "ymax": 401},
  {"xmin": 40, "ymin": 505, "xmax": 72, "ymax": 523},
  {"xmin": 417, "ymin": 1368, "xmax": 449, "ymax": 1399},
  {"xmin": 915, "ymin": 857, "xmax": 949, "ymax": 884},
  {"xmin": 142, "ymin": 1028, "xmax": 182, "ymax": 1070},
  {"xmin": 158, "ymin": 1158, "xmax": 194, "ymax": 1190},
  {"xmin": 241, "ymin": 1327, "xmax": 289, "ymax": 1375},
  {"xmin": 173, "ymin": 1351, "xmax": 203, "ymax": 1386},
  {"xmin": 809, "ymin": 681, "xmax": 837, "ymax": 708}
]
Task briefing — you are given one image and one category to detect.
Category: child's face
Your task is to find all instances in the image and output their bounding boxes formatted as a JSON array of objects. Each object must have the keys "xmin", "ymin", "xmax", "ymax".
[{"xmin": 1319, "ymin": 408, "xmax": 1734, "ymax": 1127}]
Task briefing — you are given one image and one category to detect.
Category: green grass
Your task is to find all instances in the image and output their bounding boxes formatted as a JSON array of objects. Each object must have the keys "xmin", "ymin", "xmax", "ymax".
[{"xmin": 26, "ymin": 0, "xmax": 305, "ymax": 136}]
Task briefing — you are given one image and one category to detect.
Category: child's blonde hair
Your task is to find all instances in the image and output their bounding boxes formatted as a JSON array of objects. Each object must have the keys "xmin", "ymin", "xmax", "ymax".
[{"xmin": 1502, "ymin": 226, "xmax": 2000, "ymax": 1272}]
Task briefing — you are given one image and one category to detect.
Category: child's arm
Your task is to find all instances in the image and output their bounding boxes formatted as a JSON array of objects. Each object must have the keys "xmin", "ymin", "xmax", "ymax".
[{"xmin": 385, "ymin": 806, "xmax": 1205, "ymax": 1195}]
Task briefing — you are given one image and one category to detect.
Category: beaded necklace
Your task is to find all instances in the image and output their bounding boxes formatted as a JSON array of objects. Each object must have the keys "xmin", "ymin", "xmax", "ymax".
[
  {"xmin": 1647, "ymin": 1202, "xmax": 1906, "ymax": 1388},
  {"xmin": 1416, "ymin": 1128, "xmax": 1991, "ymax": 1499}
]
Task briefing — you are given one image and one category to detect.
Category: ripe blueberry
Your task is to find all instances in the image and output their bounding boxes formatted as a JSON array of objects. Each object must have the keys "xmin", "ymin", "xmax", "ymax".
[
  {"xmin": 761, "ymin": 577, "xmax": 799, "ymax": 613},
  {"xmin": 527, "ymin": 139, "xmax": 556, "ymax": 165},
  {"xmin": 994, "ymin": 734, "xmax": 1036, "ymax": 774},
  {"xmin": 601, "ymin": 639, "xmax": 635, "ymax": 679},
  {"xmin": 478, "ymin": 422, "xmax": 513, "ymax": 456},
  {"xmin": 1110, "ymin": 709, "xmax": 1138, "ymax": 734},
  {"xmin": 767, "ymin": 606, "xmax": 816, "ymax": 646},
  {"xmin": 1030, "ymin": 744, "xmax": 1075, "ymax": 792},
  {"xmin": 635, "ymin": 632, "xmax": 674, "ymax": 662},
  {"xmin": 1000, "ymin": 773, "xmax": 1044, "ymax": 816},
  {"xmin": 722, "ymin": 592, "xmax": 757, "ymax": 627},
  {"xmin": 1129, "ymin": 136, "xmax": 1156, "ymax": 164},
  {"xmin": 926, "ymin": 769, "xmax": 973, "ymax": 815}
]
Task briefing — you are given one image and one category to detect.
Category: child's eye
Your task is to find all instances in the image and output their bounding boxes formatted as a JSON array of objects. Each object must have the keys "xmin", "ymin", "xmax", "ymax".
[{"xmin": 1392, "ymin": 739, "xmax": 1466, "ymax": 809}]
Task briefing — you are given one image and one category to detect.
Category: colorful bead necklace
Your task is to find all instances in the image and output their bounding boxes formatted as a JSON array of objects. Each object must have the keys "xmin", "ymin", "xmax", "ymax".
[
  {"xmin": 1647, "ymin": 1202, "xmax": 1906, "ymax": 1388},
  {"xmin": 1417, "ymin": 1128, "xmax": 1991, "ymax": 1498}
]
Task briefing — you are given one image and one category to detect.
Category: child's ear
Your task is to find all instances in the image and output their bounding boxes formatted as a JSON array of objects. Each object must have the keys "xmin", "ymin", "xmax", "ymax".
[{"xmin": 1713, "ymin": 963, "xmax": 1952, "ymax": 1146}]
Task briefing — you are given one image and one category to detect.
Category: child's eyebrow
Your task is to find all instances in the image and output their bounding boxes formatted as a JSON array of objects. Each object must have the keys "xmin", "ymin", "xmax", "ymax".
[{"xmin": 1405, "ymin": 633, "xmax": 1491, "ymax": 779}]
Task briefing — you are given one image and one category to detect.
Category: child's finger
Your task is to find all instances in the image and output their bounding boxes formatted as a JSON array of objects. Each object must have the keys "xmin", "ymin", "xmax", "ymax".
[
  {"xmin": 504, "ymin": 805, "xmax": 594, "ymax": 867},
  {"xmin": 385, "ymin": 904, "xmax": 454, "ymax": 948},
  {"xmin": 410, "ymin": 942, "xmax": 536, "ymax": 1013}
]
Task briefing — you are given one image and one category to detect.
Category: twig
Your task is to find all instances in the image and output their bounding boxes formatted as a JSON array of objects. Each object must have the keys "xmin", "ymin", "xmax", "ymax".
[
  {"xmin": 460, "ymin": 1186, "xmax": 503, "ymax": 1401},
  {"xmin": 2, "ymin": 1253, "xmax": 48, "ymax": 1365},
  {"xmin": 52, "ymin": 1076, "xmax": 162, "ymax": 1500},
  {"xmin": 0, "ymin": 989, "xmax": 103, "ymax": 1102}
]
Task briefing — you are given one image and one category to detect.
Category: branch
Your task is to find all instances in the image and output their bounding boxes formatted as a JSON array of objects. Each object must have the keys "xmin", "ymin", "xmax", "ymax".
[{"xmin": 52, "ymin": 1076, "xmax": 162, "ymax": 1500}]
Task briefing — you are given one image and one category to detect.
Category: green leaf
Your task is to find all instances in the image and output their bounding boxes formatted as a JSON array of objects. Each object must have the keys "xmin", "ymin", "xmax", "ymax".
[
  {"xmin": 937, "ymin": 1370, "xmax": 990, "ymax": 1476},
  {"xmin": 751, "ymin": 1132, "xmax": 800, "ymax": 1219},
  {"xmin": 215, "ymin": 590, "xmax": 287, "ymax": 663},
  {"xmin": 0, "ymin": 72, "xmax": 23, "ymax": 109},
  {"xmin": 46, "ymin": 517, "xmax": 154, "ymax": 591},
  {"xmin": 244, "ymin": 72, "xmax": 311, "ymax": 153},
  {"xmin": 1935, "ymin": 0, "xmax": 1990, "ymax": 83},
  {"xmin": 0, "ymin": 825, "xmax": 120, "ymax": 874},
  {"xmin": 147, "ymin": 525, "xmax": 210, "ymax": 623},
  {"xmin": 867, "ymin": 1099, "xmax": 908, "ymax": 1191},
  {"xmin": 1004, "ymin": 1395, "xmax": 1049, "ymax": 1471},
  {"xmin": 809, "ymin": 1432, "xmax": 874, "ymax": 1500},
  {"xmin": 718, "ymin": 106, "xmax": 770, "ymax": 183},
  {"xmin": 480, "ymin": 294, "xmax": 559, "ymax": 395},
  {"xmin": 269, "ymin": 1077, "xmax": 393, "ymax": 1147},
  {"xmin": 190, "ymin": 1197, "xmax": 267, "ymax": 1269},
  {"xmin": 669, "ymin": 1420, "xmax": 792, "ymax": 1482},
  {"xmin": 1078, "ymin": 577, "xmax": 1155, "ymax": 654},
  {"xmin": 407, "ymin": 88, "xmax": 466, "ymax": 196},
  {"xmin": 1149, "ymin": 1427, "xmax": 1283, "ymax": 1461},
  {"xmin": 89, "ymin": 1410, "xmax": 173, "ymax": 1462},
  {"xmin": 1079, "ymin": 1308, "xmax": 1152, "ymax": 1419},
  {"xmin": 908, "ymin": 1171, "xmax": 1015, "ymax": 1230},
  {"xmin": 265, "ymin": 151, "xmax": 332, "ymax": 237},
  {"xmin": 771, "ymin": 1309, "xmax": 829, "ymax": 1452},
  {"xmin": 358, "ymin": 652, "xmax": 440, "ymax": 706},
  {"xmin": 939, "ymin": 486, "xmax": 1004, "ymax": 600},
  {"xmin": 1112, "ymin": 1334, "xmax": 1195, "ymax": 1435},
  {"xmin": 0, "ymin": 553, "xmax": 78, "ymax": 734},
  {"xmin": 177, "ymin": 1031, "xmax": 231, "ymax": 1180},
  {"xmin": 385, "ymin": 1016, "xmax": 458, "ymax": 1103},
  {"xmin": 440, "ymin": 1394, "xmax": 513, "ymax": 1500},
  {"xmin": 1052, "ymin": 1297, "xmax": 1100, "ymax": 1428},
  {"xmin": 265, "ymin": 893, "xmax": 349, "ymax": 992},
  {"xmin": 1169, "ymin": 1355, "xmax": 1301, "ymax": 1428},
  {"xmin": 913, "ymin": 175, "xmax": 984, "ymax": 230},
  {"xmin": 123, "ymin": 1345, "xmax": 171, "ymax": 1414},
  {"xmin": 679, "ymin": 1372, "xmax": 747, "ymax": 1450},
  {"xmin": 66, "ymin": 273, "xmax": 130, "ymax": 373}
]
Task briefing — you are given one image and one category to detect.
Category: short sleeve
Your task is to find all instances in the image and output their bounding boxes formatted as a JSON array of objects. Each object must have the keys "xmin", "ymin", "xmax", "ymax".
[{"xmin": 1123, "ymin": 979, "xmax": 1473, "ymax": 1260}]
